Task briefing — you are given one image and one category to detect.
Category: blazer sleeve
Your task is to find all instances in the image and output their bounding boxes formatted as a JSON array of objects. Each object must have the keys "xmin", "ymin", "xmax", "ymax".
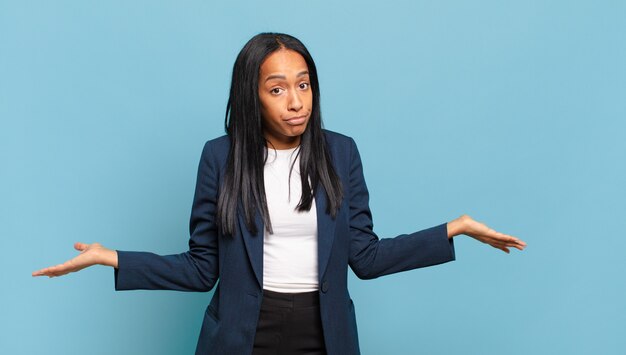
[
  {"xmin": 113, "ymin": 141, "xmax": 220, "ymax": 292},
  {"xmin": 347, "ymin": 138, "xmax": 455, "ymax": 280}
]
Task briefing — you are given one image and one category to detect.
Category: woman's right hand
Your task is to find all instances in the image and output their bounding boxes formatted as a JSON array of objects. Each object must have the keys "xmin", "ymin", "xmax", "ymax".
[{"xmin": 32, "ymin": 242, "xmax": 118, "ymax": 278}]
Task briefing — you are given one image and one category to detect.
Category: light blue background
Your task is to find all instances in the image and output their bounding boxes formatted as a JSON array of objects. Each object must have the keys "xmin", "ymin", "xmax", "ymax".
[{"xmin": 2, "ymin": 1, "xmax": 625, "ymax": 354}]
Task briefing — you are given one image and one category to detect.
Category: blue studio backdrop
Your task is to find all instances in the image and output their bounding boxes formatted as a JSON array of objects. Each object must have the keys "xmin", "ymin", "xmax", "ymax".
[{"xmin": 2, "ymin": 1, "xmax": 625, "ymax": 354}]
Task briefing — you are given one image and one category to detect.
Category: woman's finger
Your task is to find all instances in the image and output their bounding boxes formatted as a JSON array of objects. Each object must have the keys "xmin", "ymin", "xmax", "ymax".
[
  {"xmin": 487, "ymin": 233, "xmax": 526, "ymax": 249},
  {"xmin": 33, "ymin": 260, "xmax": 73, "ymax": 277},
  {"xmin": 32, "ymin": 267, "xmax": 54, "ymax": 277}
]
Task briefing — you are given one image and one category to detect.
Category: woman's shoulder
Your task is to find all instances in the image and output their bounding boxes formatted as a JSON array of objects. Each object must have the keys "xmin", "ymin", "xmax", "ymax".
[
  {"xmin": 204, "ymin": 135, "xmax": 231, "ymax": 151},
  {"xmin": 205, "ymin": 134, "xmax": 231, "ymax": 147},
  {"xmin": 198, "ymin": 135, "xmax": 231, "ymax": 163},
  {"xmin": 322, "ymin": 129, "xmax": 355, "ymax": 148}
]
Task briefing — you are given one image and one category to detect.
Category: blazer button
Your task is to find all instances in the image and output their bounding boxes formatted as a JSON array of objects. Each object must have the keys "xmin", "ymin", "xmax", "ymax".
[{"xmin": 321, "ymin": 281, "xmax": 329, "ymax": 293}]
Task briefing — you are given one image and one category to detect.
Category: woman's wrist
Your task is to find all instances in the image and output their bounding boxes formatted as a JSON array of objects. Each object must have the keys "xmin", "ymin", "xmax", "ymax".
[
  {"xmin": 97, "ymin": 248, "xmax": 119, "ymax": 268},
  {"xmin": 447, "ymin": 215, "xmax": 469, "ymax": 239}
]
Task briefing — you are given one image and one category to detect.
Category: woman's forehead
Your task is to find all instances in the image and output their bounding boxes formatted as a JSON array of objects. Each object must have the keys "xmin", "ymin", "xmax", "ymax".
[{"xmin": 260, "ymin": 49, "xmax": 309, "ymax": 79}]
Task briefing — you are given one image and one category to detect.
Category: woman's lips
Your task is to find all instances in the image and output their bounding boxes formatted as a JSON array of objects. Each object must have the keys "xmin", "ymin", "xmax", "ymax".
[{"xmin": 284, "ymin": 115, "xmax": 307, "ymax": 125}]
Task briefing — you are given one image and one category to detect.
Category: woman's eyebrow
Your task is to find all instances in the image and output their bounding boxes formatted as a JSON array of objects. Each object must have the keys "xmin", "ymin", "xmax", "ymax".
[{"xmin": 264, "ymin": 71, "xmax": 309, "ymax": 82}]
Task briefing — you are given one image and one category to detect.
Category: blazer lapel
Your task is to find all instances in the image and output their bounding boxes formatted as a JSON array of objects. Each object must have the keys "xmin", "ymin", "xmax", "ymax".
[
  {"xmin": 239, "ymin": 211, "xmax": 264, "ymax": 289},
  {"xmin": 316, "ymin": 187, "xmax": 337, "ymax": 281}
]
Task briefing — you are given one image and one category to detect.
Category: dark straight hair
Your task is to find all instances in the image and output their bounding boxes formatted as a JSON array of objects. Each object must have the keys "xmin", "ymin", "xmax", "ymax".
[{"xmin": 217, "ymin": 32, "xmax": 343, "ymax": 236}]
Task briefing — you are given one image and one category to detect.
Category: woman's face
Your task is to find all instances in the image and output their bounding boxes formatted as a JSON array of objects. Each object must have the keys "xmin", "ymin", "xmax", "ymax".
[{"xmin": 258, "ymin": 49, "xmax": 313, "ymax": 149}]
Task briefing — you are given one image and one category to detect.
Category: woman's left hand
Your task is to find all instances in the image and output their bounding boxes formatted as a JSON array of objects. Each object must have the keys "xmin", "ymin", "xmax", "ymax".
[{"xmin": 447, "ymin": 215, "xmax": 526, "ymax": 253}]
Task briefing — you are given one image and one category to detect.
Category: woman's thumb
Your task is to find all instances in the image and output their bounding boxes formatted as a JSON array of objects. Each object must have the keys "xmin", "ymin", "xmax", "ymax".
[{"xmin": 74, "ymin": 242, "xmax": 88, "ymax": 251}]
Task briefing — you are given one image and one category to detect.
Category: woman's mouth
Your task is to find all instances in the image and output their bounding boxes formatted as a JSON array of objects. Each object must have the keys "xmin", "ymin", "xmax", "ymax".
[{"xmin": 284, "ymin": 115, "xmax": 307, "ymax": 125}]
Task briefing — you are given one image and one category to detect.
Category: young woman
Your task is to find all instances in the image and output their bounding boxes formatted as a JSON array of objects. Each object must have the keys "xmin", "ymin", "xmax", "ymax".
[{"xmin": 33, "ymin": 33, "xmax": 526, "ymax": 355}]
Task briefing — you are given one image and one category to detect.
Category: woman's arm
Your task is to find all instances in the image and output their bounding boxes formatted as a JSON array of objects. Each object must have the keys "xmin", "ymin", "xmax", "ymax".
[
  {"xmin": 33, "ymin": 140, "xmax": 222, "ymax": 293},
  {"xmin": 347, "ymin": 138, "xmax": 457, "ymax": 279},
  {"xmin": 346, "ymin": 138, "xmax": 526, "ymax": 280}
]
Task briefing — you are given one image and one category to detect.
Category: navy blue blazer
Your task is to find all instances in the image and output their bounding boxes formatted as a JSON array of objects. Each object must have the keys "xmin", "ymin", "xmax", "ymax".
[{"xmin": 114, "ymin": 130, "xmax": 455, "ymax": 355}]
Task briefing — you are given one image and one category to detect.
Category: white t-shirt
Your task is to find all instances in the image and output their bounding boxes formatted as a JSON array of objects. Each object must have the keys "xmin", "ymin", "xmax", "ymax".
[{"xmin": 262, "ymin": 146, "xmax": 319, "ymax": 293}]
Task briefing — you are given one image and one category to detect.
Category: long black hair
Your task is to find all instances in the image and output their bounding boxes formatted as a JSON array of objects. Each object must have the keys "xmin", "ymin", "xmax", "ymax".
[{"xmin": 217, "ymin": 32, "xmax": 343, "ymax": 237}]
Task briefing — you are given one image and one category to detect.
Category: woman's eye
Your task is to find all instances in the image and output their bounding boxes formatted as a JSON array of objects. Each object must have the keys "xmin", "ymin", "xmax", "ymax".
[
  {"xmin": 271, "ymin": 88, "xmax": 283, "ymax": 95},
  {"xmin": 299, "ymin": 83, "xmax": 310, "ymax": 90}
]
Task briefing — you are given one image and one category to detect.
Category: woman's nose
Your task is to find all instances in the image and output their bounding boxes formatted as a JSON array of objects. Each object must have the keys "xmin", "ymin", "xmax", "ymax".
[{"xmin": 288, "ymin": 90, "xmax": 303, "ymax": 111}]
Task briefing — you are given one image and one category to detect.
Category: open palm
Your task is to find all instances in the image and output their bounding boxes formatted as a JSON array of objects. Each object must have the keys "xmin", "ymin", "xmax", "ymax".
[
  {"xmin": 461, "ymin": 216, "xmax": 526, "ymax": 253},
  {"xmin": 32, "ymin": 242, "xmax": 112, "ymax": 277}
]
